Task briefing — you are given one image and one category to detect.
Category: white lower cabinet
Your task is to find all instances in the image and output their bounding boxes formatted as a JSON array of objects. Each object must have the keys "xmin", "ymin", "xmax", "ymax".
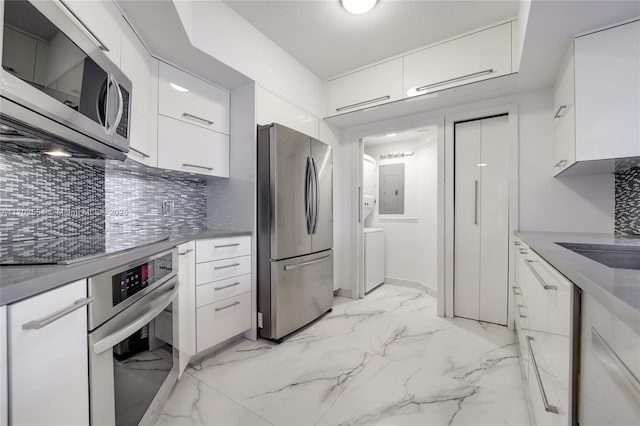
[
  {"xmin": 8, "ymin": 280, "xmax": 90, "ymax": 426},
  {"xmin": 197, "ymin": 292, "xmax": 252, "ymax": 353},
  {"xmin": 579, "ymin": 293, "xmax": 640, "ymax": 426},
  {"xmin": 157, "ymin": 115, "xmax": 230, "ymax": 178},
  {"xmin": 0, "ymin": 305, "xmax": 7, "ymax": 426}
]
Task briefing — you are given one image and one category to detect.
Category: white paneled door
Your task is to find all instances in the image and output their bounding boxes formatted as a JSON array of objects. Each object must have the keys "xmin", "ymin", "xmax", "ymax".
[{"xmin": 454, "ymin": 115, "xmax": 509, "ymax": 325}]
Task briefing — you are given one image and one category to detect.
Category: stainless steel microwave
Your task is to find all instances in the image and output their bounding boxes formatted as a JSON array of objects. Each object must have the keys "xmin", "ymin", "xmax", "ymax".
[{"xmin": 0, "ymin": 0, "xmax": 131, "ymax": 159}]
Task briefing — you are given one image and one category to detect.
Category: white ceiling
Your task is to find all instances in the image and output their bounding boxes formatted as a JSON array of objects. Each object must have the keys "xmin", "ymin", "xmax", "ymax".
[
  {"xmin": 363, "ymin": 125, "xmax": 437, "ymax": 146},
  {"xmin": 224, "ymin": 0, "xmax": 520, "ymax": 80}
]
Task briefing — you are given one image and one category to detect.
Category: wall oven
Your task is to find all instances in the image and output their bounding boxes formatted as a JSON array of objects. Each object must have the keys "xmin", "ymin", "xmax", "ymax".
[
  {"xmin": 88, "ymin": 249, "xmax": 186, "ymax": 426},
  {"xmin": 0, "ymin": 0, "xmax": 131, "ymax": 159}
]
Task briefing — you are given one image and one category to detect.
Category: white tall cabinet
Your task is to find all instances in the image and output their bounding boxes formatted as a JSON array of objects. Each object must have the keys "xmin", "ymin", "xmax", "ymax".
[{"xmin": 454, "ymin": 115, "xmax": 510, "ymax": 325}]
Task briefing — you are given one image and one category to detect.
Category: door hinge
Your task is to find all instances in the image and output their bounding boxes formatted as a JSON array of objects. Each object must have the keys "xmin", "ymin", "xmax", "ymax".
[{"xmin": 257, "ymin": 312, "xmax": 263, "ymax": 328}]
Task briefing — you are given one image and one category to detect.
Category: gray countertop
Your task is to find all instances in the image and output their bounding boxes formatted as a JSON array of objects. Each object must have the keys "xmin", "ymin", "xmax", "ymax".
[
  {"xmin": 0, "ymin": 229, "xmax": 252, "ymax": 306},
  {"xmin": 515, "ymin": 231, "xmax": 640, "ymax": 334}
]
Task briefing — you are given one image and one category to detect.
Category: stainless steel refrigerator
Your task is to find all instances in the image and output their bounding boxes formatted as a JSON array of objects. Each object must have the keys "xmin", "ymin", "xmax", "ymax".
[{"xmin": 257, "ymin": 123, "xmax": 334, "ymax": 341}]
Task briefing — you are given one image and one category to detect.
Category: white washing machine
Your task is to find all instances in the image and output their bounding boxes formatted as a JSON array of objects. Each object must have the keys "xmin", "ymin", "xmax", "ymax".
[{"xmin": 364, "ymin": 227, "xmax": 385, "ymax": 293}]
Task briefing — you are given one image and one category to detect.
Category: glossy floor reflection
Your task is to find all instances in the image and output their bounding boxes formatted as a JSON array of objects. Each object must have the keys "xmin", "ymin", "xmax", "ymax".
[{"xmin": 156, "ymin": 285, "xmax": 530, "ymax": 426}]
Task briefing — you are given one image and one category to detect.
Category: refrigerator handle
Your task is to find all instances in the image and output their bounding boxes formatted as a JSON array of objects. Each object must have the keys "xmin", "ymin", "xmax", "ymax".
[
  {"xmin": 305, "ymin": 157, "xmax": 312, "ymax": 235},
  {"xmin": 311, "ymin": 158, "xmax": 319, "ymax": 234}
]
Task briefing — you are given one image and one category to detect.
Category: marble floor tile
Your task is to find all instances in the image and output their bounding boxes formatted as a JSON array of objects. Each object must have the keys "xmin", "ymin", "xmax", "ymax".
[
  {"xmin": 160, "ymin": 285, "xmax": 529, "ymax": 426},
  {"xmin": 155, "ymin": 374, "xmax": 272, "ymax": 426}
]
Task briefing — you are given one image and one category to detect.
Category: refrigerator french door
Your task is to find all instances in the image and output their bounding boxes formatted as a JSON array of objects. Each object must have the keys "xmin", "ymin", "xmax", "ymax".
[
  {"xmin": 453, "ymin": 115, "xmax": 510, "ymax": 326},
  {"xmin": 257, "ymin": 123, "xmax": 334, "ymax": 340}
]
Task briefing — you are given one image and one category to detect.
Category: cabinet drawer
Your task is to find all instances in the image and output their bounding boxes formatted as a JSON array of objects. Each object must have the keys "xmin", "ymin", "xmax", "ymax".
[
  {"xmin": 157, "ymin": 115, "xmax": 229, "ymax": 178},
  {"xmin": 196, "ymin": 292, "xmax": 251, "ymax": 352},
  {"xmin": 403, "ymin": 22, "xmax": 512, "ymax": 97},
  {"xmin": 158, "ymin": 62, "xmax": 229, "ymax": 135},
  {"xmin": 196, "ymin": 236, "xmax": 251, "ymax": 263},
  {"xmin": 196, "ymin": 256, "xmax": 252, "ymax": 286},
  {"xmin": 196, "ymin": 274, "xmax": 251, "ymax": 308},
  {"xmin": 326, "ymin": 58, "xmax": 403, "ymax": 116}
]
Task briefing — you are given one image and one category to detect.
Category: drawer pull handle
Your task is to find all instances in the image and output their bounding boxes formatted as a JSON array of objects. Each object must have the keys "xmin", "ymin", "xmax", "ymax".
[
  {"xmin": 526, "ymin": 336, "xmax": 560, "ymax": 414},
  {"xmin": 178, "ymin": 248, "xmax": 194, "ymax": 256},
  {"xmin": 183, "ymin": 163, "xmax": 214, "ymax": 171},
  {"xmin": 517, "ymin": 304, "xmax": 527, "ymax": 318},
  {"xmin": 284, "ymin": 254, "xmax": 331, "ymax": 271},
  {"xmin": 415, "ymin": 68, "xmax": 494, "ymax": 93},
  {"xmin": 215, "ymin": 282, "xmax": 241, "ymax": 291},
  {"xmin": 525, "ymin": 260, "xmax": 558, "ymax": 290},
  {"xmin": 129, "ymin": 147, "xmax": 150, "ymax": 158},
  {"xmin": 215, "ymin": 243, "xmax": 240, "ymax": 249},
  {"xmin": 335, "ymin": 95, "xmax": 390, "ymax": 112},
  {"xmin": 554, "ymin": 159, "xmax": 568, "ymax": 168},
  {"xmin": 553, "ymin": 105, "xmax": 568, "ymax": 119},
  {"xmin": 182, "ymin": 113, "xmax": 214, "ymax": 126},
  {"xmin": 23, "ymin": 297, "xmax": 94, "ymax": 330},
  {"xmin": 512, "ymin": 286, "xmax": 522, "ymax": 295},
  {"xmin": 514, "ymin": 242, "xmax": 521, "ymax": 246},
  {"xmin": 591, "ymin": 327, "xmax": 640, "ymax": 396},
  {"xmin": 59, "ymin": 0, "xmax": 110, "ymax": 52},
  {"xmin": 214, "ymin": 263, "xmax": 240, "ymax": 270},
  {"xmin": 215, "ymin": 301, "xmax": 240, "ymax": 312},
  {"xmin": 519, "ymin": 249, "xmax": 528, "ymax": 254}
]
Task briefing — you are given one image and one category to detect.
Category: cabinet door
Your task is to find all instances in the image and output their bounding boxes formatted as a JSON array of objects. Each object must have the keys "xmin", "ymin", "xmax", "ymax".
[
  {"xmin": 575, "ymin": 20, "xmax": 640, "ymax": 161},
  {"xmin": 2, "ymin": 26, "xmax": 37, "ymax": 81},
  {"xmin": 0, "ymin": 306, "xmax": 6, "ymax": 426},
  {"xmin": 157, "ymin": 115, "xmax": 229, "ymax": 178},
  {"xmin": 59, "ymin": 0, "xmax": 122, "ymax": 66},
  {"xmin": 177, "ymin": 241, "xmax": 196, "ymax": 377},
  {"xmin": 158, "ymin": 62, "xmax": 230, "ymax": 135},
  {"xmin": 9, "ymin": 280, "xmax": 90, "ymax": 426},
  {"xmin": 553, "ymin": 45, "xmax": 576, "ymax": 175},
  {"xmin": 326, "ymin": 58, "xmax": 403, "ymax": 116},
  {"xmin": 121, "ymin": 22, "xmax": 156, "ymax": 166},
  {"xmin": 196, "ymin": 292, "xmax": 251, "ymax": 353},
  {"xmin": 404, "ymin": 23, "xmax": 512, "ymax": 97}
]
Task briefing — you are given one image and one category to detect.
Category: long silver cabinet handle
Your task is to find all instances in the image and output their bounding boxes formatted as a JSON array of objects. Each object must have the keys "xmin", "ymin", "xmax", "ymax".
[
  {"xmin": 129, "ymin": 147, "xmax": 150, "ymax": 158},
  {"xmin": 178, "ymin": 248, "xmax": 194, "ymax": 256},
  {"xmin": 512, "ymin": 286, "xmax": 522, "ymax": 295},
  {"xmin": 553, "ymin": 105, "xmax": 568, "ymax": 118},
  {"xmin": 215, "ymin": 243, "xmax": 240, "ymax": 249},
  {"xmin": 23, "ymin": 297, "xmax": 94, "ymax": 330},
  {"xmin": 474, "ymin": 180, "xmax": 479, "ymax": 225},
  {"xmin": 554, "ymin": 160, "xmax": 568, "ymax": 168},
  {"xmin": 526, "ymin": 336, "xmax": 560, "ymax": 414},
  {"xmin": 182, "ymin": 113, "xmax": 214, "ymax": 125},
  {"xmin": 591, "ymin": 327, "xmax": 640, "ymax": 396},
  {"xmin": 93, "ymin": 284, "xmax": 178, "ymax": 354},
  {"xmin": 215, "ymin": 282, "xmax": 240, "ymax": 291},
  {"xmin": 284, "ymin": 254, "xmax": 331, "ymax": 271},
  {"xmin": 183, "ymin": 163, "xmax": 213, "ymax": 171},
  {"xmin": 415, "ymin": 69, "xmax": 494, "ymax": 93},
  {"xmin": 58, "ymin": 0, "xmax": 110, "ymax": 52},
  {"xmin": 214, "ymin": 263, "xmax": 240, "ymax": 270},
  {"xmin": 517, "ymin": 304, "xmax": 527, "ymax": 318},
  {"xmin": 335, "ymin": 95, "xmax": 390, "ymax": 112},
  {"xmin": 525, "ymin": 260, "xmax": 558, "ymax": 290},
  {"xmin": 215, "ymin": 301, "xmax": 240, "ymax": 311}
]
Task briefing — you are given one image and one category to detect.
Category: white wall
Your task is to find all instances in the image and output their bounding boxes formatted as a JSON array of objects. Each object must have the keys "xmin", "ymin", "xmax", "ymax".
[
  {"xmin": 364, "ymin": 138, "xmax": 438, "ymax": 291},
  {"xmin": 176, "ymin": 1, "xmax": 324, "ymax": 118},
  {"xmin": 518, "ymin": 89, "xmax": 615, "ymax": 232}
]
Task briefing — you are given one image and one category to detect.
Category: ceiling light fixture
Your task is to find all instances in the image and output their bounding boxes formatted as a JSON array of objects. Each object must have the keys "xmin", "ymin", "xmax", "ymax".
[
  {"xmin": 169, "ymin": 82, "xmax": 189, "ymax": 92},
  {"xmin": 341, "ymin": 0, "xmax": 378, "ymax": 15},
  {"xmin": 43, "ymin": 149, "xmax": 71, "ymax": 158}
]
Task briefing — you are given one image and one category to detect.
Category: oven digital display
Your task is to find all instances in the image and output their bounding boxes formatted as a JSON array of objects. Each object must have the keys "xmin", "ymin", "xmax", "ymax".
[{"xmin": 112, "ymin": 253, "xmax": 173, "ymax": 306}]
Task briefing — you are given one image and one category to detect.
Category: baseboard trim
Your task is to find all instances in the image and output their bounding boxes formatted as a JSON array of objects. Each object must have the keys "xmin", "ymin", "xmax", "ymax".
[{"xmin": 335, "ymin": 288, "xmax": 353, "ymax": 298}]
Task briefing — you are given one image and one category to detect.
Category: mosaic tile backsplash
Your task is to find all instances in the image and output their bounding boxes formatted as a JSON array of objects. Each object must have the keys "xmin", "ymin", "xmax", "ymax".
[
  {"xmin": 615, "ymin": 165, "xmax": 640, "ymax": 235},
  {"xmin": 1, "ymin": 143, "xmax": 208, "ymax": 247}
]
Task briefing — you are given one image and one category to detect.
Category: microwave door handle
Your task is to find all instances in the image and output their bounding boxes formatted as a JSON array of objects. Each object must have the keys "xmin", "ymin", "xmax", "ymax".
[
  {"xmin": 106, "ymin": 74, "xmax": 123, "ymax": 136},
  {"xmin": 92, "ymin": 281, "xmax": 178, "ymax": 355},
  {"xmin": 96, "ymin": 77, "xmax": 108, "ymax": 127}
]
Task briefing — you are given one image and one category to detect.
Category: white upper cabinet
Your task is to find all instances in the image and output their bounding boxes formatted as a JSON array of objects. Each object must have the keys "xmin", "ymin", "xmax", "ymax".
[
  {"xmin": 57, "ymin": 0, "xmax": 122, "ymax": 66},
  {"xmin": 574, "ymin": 19, "xmax": 640, "ymax": 161},
  {"xmin": 403, "ymin": 22, "xmax": 512, "ymax": 97},
  {"xmin": 326, "ymin": 58, "xmax": 403, "ymax": 116},
  {"xmin": 552, "ymin": 45, "xmax": 576, "ymax": 175},
  {"xmin": 256, "ymin": 86, "xmax": 319, "ymax": 138},
  {"xmin": 157, "ymin": 115, "xmax": 229, "ymax": 178},
  {"xmin": 158, "ymin": 62, "xmax": 230, "ymax": 135},
  {"xmin": 121, "ymin": 21, "xmax": 156, "ymax": 166}
]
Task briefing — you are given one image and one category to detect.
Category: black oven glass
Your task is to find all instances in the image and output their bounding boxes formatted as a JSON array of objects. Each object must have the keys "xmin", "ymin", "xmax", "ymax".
[
  {"xmin": 113, "ymin": 317, "xmax": 173, "ymax": 426},
  {"xmin": 112, "ymin": 253, "xmax": 173, "ymax": 306},
  {"xmin": 2, "ymin": 0, "xmax": 109, "ymax": 126}
]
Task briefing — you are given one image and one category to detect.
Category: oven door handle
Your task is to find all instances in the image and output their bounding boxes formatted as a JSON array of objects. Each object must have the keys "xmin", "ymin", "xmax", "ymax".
[{"xmin": 92, "ymin": 280, "xmax": 178, "ymax": 355}]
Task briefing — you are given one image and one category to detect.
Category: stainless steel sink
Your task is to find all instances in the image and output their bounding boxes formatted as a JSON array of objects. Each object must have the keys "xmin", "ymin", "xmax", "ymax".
[{"xmin": 557, "ymin": 242, "xmax": 640, "ymax": 270}]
